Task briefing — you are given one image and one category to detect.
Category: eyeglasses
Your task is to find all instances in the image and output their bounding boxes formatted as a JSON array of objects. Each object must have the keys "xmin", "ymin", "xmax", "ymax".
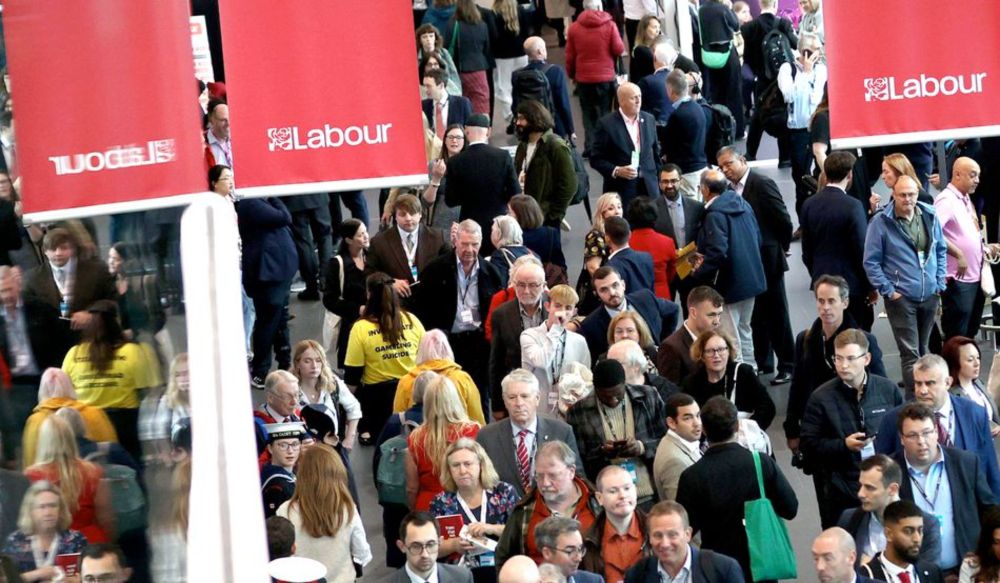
[
  {"xmin": 834, "ymin": 353, "xmax": 866, "ymax": 364},
  {"xmin": 406, "ymin": 541, "xmax": 440, "ymax": 555},
  {"xmin": 901, "ymin": 429, "xmax": 937, "ymax": 443},
  {"xmin": 272, "ymin": 442, "xmax": 302, "ymax": 451},
  {"xmin": 515, "ymin": 281, "xmax": 544, "ymax": 290},
  {"xmin": 445, "ymin": 135, "xmax": 464, "ymax": 141},
  {"xmin": 704, "ymin": 347, "xmax": 728, "ymax": 356},
  {"xmin": 551, "ymin": 545, "xmax": 587, "ymax": 557},
  {"xmin": 659, "ymin": 178, "xmax": 681, "ymax": 184}
]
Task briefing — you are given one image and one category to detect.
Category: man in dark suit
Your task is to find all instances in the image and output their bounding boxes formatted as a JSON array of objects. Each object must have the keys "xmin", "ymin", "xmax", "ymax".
[
  {"xmin": 280, "ymin": 192, "xmax": 332, "ymax": 301},
  {"xmin": 661, "ymin": 70, "xmax": 707, "ymax": 199},
  {"xmin": 516, "ymin": 36, "xmax": 575, "ymax": 141},
  {"xmin": 676, "ymin": 397, "xmax": 798, "ymax": 582},
  {"xmin": 800, "ymin": 151, "xmax": 874, "ymax": 331},
  {"xmin": 421, "ymin": 68, "xmax": 472, "ymax": 138},
  {"xmin": 656, "ymin": 286, "xmax": 723, "ymax": 384},
  {"xmin": 860, "ymin": 500, "xmax": 944, "ymax": 583},
  {"xmin": 875, "ymin": 354, "xmax": 1000, "ymax": 499},
  {"xmin": 578, "ymin": 265, "xmax": 679, "ymax": 359},
  {"xmin": 604, "ymin": 216, "xmax": 654, "ymax": 296},
  {"xmin": 477, "ymin": 369, "xmax": 582, "ymax": 498},
  {"xmin": 488, "ymin": 261, "xmax": 547, "ymax": 419},
  {"xmin": 391, "ymin": 511, "xmax": 474, "ymax": 583},
  {"xmin": 891, "ymin": 402, "xmax": 996, "ymax": 575},
  {"xmin": 638, "ymin": 43, "xmax": 678, "ymax": 126},
  {"xmin": 589, "ymin": 82, "xmax": 660, "ymax": 212},
  {"xmin": 22, "ymin": 227, "xmax": 116, "ymax": 332},
  {"xmin": 717, "ymin": 146, "xmax": 794, "ymax": 383},
  {"xmin": 838, "ymin": 455, "xmax": 940, "ymax": 566},
  {"xmin": 811, "ymin": 528, "xmax": 882, "ymax": 583},
  {"xmin": 414, "ymin": 220, "xmax": 502, "ymax": 413},
  {"xmin": 367, "ymin": 194, "xmax": 450, "ymax": 302},
  {"xmin": 445, "ymin": 114, "xmax": 521, "ymax": 255},
  {"xmin": 624, "ymin": 500, "xmax": 744, "ymax": 583},
  {"xmin": 652, "ymin": 164, "xmax": 705, "ymax": 311}
]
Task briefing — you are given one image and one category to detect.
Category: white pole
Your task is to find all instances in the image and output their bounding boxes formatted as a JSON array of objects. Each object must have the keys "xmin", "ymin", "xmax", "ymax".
[
  {"xmin": 182, "ymin": 196, "xmax": 269, "ymax": 582},
  {"xmin": 675, "ymin": 0, "xmax": 694, "ymax": 60}
]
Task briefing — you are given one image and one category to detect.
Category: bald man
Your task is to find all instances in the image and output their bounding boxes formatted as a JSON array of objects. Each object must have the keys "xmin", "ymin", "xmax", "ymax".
[
  {"xmin": 499, "ymin": 555, "xmax": 542, "ymax": 583},
  {"xmin": 812, "ymin": 528, "xmax": 880, "ymax": 583},
  {"xmin": 512, "ymin": 37, "xmax": 574, "ymax": 140},
  {"xmin": 864, "ymin": 174, "xmax": 948, "ymax": 389},
  {"xmin": 935, "ymin": 156, "xmax": 993, "ymax": 339},
  {"xmin": 589, "ymin": 82, "xmax": 661, "ymax": 211}
]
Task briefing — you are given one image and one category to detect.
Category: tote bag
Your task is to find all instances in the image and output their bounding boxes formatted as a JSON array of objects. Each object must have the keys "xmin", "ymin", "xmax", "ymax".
[{"xmin": 744, "ymin": 450, "xmax": 797, "ymax": 581}]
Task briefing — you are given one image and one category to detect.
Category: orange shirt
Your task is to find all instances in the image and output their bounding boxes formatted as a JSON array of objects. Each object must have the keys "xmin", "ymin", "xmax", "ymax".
[
  {"xmin": 600, "ymin": 513, "xmax": 645, "ymax": 583},
  {"xmin": 524, "ymin": 476, "xmax": 597, "ymax": 563}
]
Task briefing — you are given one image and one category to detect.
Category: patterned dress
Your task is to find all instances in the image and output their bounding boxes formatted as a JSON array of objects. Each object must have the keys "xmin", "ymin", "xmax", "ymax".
[
  {"xmin": 430, "ymin": 481, "xmax": 520, "ymax": 581},
  {"xmin": 2, "ymin": 530, "xmax": 88, "ymax": 573}
]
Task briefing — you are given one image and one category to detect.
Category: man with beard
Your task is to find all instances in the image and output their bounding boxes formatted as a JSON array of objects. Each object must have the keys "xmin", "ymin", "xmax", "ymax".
[
  {"xmin": 860, "ymin": 500, "xmax": 944, "ymax": 583},
  {"xmin": 513, "ymin": 100, "xmax": 577, "ymax": 229},
  {"xmin": 651, "ymin": 163, "xmax": 704, "ymax": 311}
]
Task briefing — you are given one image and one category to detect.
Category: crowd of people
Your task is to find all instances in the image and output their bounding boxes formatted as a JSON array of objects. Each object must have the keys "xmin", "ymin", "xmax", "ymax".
[{"xmin": 3, "ymin": 0, "xmax": 1000, "ymax": 582}]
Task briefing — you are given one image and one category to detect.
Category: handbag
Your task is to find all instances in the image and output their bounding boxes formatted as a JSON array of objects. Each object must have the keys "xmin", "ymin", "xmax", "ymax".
[
  {"xmin": 744, "ymin": 450, "xmax": 797, "ymax": 581},
  {"xmin": 698, "ymin": 13, "xmax": 732, "ymax": 70},
  {"xmin": 321, "ymin": 256, "xmax": 346, "ymax": 364},
  {"xmin": 980, "ymin": 215, "xmax": 997, "ymax": 296}
]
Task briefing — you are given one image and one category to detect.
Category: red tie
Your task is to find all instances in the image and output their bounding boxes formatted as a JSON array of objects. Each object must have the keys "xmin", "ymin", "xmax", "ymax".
[
  {"xmin": 516, "ymin": 429, "xmax": 531, "ymax": 490},
  {"xmin": 434, "ymin": 101, "xmax": 446, "ymax": 140},
  {"xmin": 898, "ymin": 570, "xmax": 912, "ymax": 583},
  {"xmin": 935, "ymin": 412, "xmax": 952, "ymax": 447}
]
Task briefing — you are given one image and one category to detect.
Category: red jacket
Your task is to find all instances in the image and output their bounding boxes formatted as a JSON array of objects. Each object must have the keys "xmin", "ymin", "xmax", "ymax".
[
  {"xmin": 565, "ymin": 10, "xmax": 624, "ymax": 84},
  {"xmin": 630, "ymin": 228, "xmax": 677, "ymax": 300}
]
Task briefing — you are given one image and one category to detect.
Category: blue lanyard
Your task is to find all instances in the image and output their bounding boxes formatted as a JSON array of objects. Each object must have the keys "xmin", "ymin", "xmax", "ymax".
[{"xmin": 909, "ymin": 462, "xmax": 944, "ymax": 508}]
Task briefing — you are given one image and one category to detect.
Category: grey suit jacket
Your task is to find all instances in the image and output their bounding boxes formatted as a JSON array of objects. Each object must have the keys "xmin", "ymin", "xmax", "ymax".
[
  {"xmin": 389, "ymin": 563, "xmax": 474, "ymax": 583},
  {"xmin": 652, "ymin": 194, "xmax": 704, "ymax": 249},
  {"xmin": 476, "ymin": 415, "xmax": 584, "ymax": 499},
  {"xmin": 653, "ymin": 431, "xmax": 702, "ymax": 501}
]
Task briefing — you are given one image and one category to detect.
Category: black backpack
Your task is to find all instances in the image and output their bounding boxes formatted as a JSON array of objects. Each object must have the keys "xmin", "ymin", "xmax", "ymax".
[
  {"xmin": 511, "ymin": 64, "xmax": 556, "ymax": 118},
  {"xmin": 700, "ymin": 101, "xmax": 737, "ymax": 162},
  {"xmin": 762, "ymin": 28, "xmax": 794, "ymax": 81}
]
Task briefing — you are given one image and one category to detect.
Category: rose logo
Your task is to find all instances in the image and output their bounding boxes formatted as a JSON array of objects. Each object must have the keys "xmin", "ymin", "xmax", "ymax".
[
  {"xmin": 152, "ymin": 139, "xmax": 176, "ymax": 163},
  {"xmin": 267, "ymin": 127, "xmax": 294, "ymax": 151},
  {"xmin": 864, "ymin": 77, "xmax": 890, "ymax": 102}
]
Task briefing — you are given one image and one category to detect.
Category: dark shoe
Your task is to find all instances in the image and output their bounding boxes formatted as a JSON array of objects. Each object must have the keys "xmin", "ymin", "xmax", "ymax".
[
  {"xmin": 251, "ymin": 376, "xmax": 266, "ymax": 390},
  {"xmin": 792, "ymin": 227, "xmax": 802, "ymax": 241},
  {"xmin": 778, "ymin": 159, "xmax": 792, "ymax": 169},
  {"xmin": 770, "ymin": 372, "xmax": 792, "ymax": 386},
  {"xmin": 298, "ymin": 289, "xmax": 321, "ymax": 301},
  {"xmin": 358, "ymin": 433, "xmax": 374, "ymax": 446},
  {"xmin": 757, "ymin": 367, "xmax": 775, "ymax": 376}
]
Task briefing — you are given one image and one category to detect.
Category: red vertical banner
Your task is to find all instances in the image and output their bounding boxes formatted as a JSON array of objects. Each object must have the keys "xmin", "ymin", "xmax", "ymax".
[
  {"xmin": 217, "ymin": 0, "xmax": 427, "ymax": 196},
  {"xmin": 826, "ymin": 0, "xmax": 1000, "ymax": 149},
  {"xmin": 4, "ymin": 0, "xmax": 207, "ymax": 221}
]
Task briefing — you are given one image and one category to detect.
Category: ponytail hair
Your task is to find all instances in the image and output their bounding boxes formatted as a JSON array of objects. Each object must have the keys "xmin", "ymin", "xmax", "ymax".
[{"xmin": 363, "ymin": 272, "xmax": 409, "ymax": 345}]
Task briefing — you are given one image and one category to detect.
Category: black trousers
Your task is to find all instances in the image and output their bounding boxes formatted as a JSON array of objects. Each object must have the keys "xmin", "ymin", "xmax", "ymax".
[
  {"xmin": 577, "ymin": 81, "xmax": 616, "ymax": 154},
  {"xmin": 289, "ymin": 206, "xmax": 334, "ymax": 294},
  {"xmin": 105, "ymin": 408, "xmax": 141, "ymax": 462},
  {"xmin": 450, "ymin": 329, "xmax": 491, "ymax": 415},
  {"xmin": 751, "ymin": 273, "xmax": 796, "ymax": 375},
  {"xmin": 705, "ymin": 47, "xmax": 746, "ymax": 137},
  {"xmin": 847, "ymin": 295, "xmax": 875, "ymax": 333},
  {"xmin": 248, "ymin": 280, "xmax": 292, "ymax": 379},
  {"xmin": 788, "ymin": 128, "xmax": 813, "ymax": 219},
  {"xmin": 745, "ymin": 76, "xmax": 790, "ymax": 161},
  {"xmin": 0, "ymin": 379, "xmax": 39, "ymax": 462},
  {"xmin": 941, "ymin": 278, "xmax": 985, "ymax": 340},
  {"xmin": 357, "ymin": 379, "xmax": 398, "ymax": 438},
  {"xmin": 814, "ymin": 471, "xmax": 860, "ymax": 530}
]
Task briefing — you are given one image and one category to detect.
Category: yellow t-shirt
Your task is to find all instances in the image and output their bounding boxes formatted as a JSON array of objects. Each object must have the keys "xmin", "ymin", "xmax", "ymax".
[
  {"xmin": 344, "ymin": 313, "xmax": 425, "ymax": 385},
  {"xmin": 62, "ymin": 342, "xmax": 163, "ymax": 409}
]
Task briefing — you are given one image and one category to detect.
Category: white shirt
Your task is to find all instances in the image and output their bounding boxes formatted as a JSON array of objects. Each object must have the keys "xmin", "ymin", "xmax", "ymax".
[
  {"xmin": 667, "ymin": 429, "xmax": 700, "ymax": 457},
  {"xmin": 623, "ymin": 0, "xmax": 658, "ymax": 20},
  {"xmin": 605, "ymin": 298, "xmax": 630, "ymax": 318},
  {"xmin": 657, "ymin": 546, "xmax": 693, "ymax": 583},
  {"xmin": 607, "ymin": 245, "xmax": 629, "ymax": 260},
  {"xmin": 619, "ymin": 109, "xmax": 641, "ymax": 151},
  {"xmin": 398, "ymin": 225, "xmax": 421, "ymax": 269},
  {"xmin": 682, "ymin": 322, "xmax": 698, "ymax": 342},
  {"xmin": 732, "ymin": 168, "xmax": 750, "ymax": 196},
  {"xmin": 879, "ymin": 553, "xmax": 918, "ymax": 583},
  {"xmin": 511, "ymin": 417, "xmax": 539, "ymax": 476},
  {"xmin": 50, "ymin": 257, "xmax": 77, "ymax": 297},
  {"xmin": 207, "ymin": 130, "xmax": 233, "ymax": 167},
  {"xmin": 405, "ymin": 563, "xmax": 439, "ymax": 583},
  {"xmin": 863, "ymin": 512, "xmax": 887, "ymax": 558}
]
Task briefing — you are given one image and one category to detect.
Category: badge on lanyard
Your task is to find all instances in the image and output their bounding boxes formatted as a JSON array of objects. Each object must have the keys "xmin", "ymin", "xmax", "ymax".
[
  {"xmin": 460, "ymin": 309, "xmax": 474, "ymax": 324},
  {"xmin": 619, "ymin": 460, "xmax": 638, "ymax": 484},
  {"xmin": 629, "ymin": 150, "xmax": 639, "ymax": 171}
]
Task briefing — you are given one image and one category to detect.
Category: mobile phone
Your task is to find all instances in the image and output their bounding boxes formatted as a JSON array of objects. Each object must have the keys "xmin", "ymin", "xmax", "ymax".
[{"xmin": 801, "ymin": 49, "xmax": 813, "ymax": 60}]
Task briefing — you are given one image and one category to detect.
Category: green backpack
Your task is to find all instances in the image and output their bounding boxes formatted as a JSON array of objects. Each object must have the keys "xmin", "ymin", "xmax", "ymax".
[
  {"xmin": 376, "ymin": 416, "xmax": 419, "ymax": 506},
  {"xmin": 86, "ymin": 444, "xmax": 148, "ymax": 537}
]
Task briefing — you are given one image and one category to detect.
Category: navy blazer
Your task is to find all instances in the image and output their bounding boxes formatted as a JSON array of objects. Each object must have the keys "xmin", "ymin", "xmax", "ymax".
[
  {"xmin": 837, "ymin": 506, "xmax": 941, "ymax": 565},
  {"xmin": 740, "ymin": 170, "xmax": 793, "ymax": 279},
  {"xmin": 421, "ymin": 94, "xmax": 473, "ymax": 130},
  {"xmin": 579, "ymin": 289, "xmax": 679, "ymax": 357},
  {"xmin": 652, "ymin": 193, "xmax": 704, "ymax": 249},
  {"xmin": 569, "ymin": 571, "xmax": 604, "ymax": 583},
  {"xmin": 512, "ymin": 60, "xmax": 575, "ymax": 138},
  {"xmin": 625, "ymin": 548, "xmax": 745, "ymax": 583},
  {"xmin": 607, "ymin": 247, "xmax": 655, "ymax": 296},
  {"xmin": 892, "ymin": 446, "xmax": 996, "ymax": 570},
  {"xmin": 662, "ymin": 99, "xmax": 708, "ymax": 174},
  {"xmin": 236, "ymin": 197, "xmax": 298, "ymax": 287},
  {"xmin": 638, "ymin": 68, "xmax": 674, "ymax": 125},
  {"xmin": 875, "ymin": 393, "xmax": 1000, "ymax": 499},
  {"xmin": 800, "ymin": 186, "xmax": 872, "ymax": 295},
  {"xmin": 445, "ymin": 143, "xmax": 521, "ymax": 243},
  {"xmin": 589, "ymin": 110, "xmax": 661, "ymax": 210}
]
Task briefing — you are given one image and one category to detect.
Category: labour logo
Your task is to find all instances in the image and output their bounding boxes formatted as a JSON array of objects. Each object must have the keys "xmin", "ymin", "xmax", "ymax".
[
  {"xmin": 267, "ymin": 127, "xmax": 294, "ymax": 151},
  {"xmin": 864, "ymin": 78, "xmax": 890, "ymax": 102}
]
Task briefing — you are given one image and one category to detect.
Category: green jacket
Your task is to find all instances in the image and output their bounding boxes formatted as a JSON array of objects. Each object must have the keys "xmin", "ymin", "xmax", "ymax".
[{"xmin": 514, "ymin": 131, "xmax": 577, "ymax": 225}]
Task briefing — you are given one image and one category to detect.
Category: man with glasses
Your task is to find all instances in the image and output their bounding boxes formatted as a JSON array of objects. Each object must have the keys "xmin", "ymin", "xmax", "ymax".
[
  {"xmin": 535, "ymin": 516, "xmax": 602, "ymax": 582},
  {"xmin": 80, "ymin": 543, "xmax": 132, "ymax": 583},
  {"xmin": 799, "ymin": 329, "xmax": 903, "ymax": 529},
  {"xmin": 260, "ymin": 422, "xmax": 306, "ymax": 518},
  {"xmin": 890, "ymin": 402, "xmax": 996, "ymax": 577},
  {"xmin": 496, "ymin": 440, "xmax": 600, "ymax": 569},
  {"xmin": 391, "ymin": 511, "xmax": 473, "ymax": 583}
]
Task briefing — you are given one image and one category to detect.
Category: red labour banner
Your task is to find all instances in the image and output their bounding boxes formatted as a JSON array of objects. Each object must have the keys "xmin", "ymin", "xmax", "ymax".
[
  {"xmin": 826, "ymin": 0, "xmax": 1000, "ymax": 149},
  {"xmin": 217, "ymin": 0, "xmax": 427, "ymax": 197},
  {"xmin": 4, "ymin": 0, "xmax": 207, "ymax": 221}
]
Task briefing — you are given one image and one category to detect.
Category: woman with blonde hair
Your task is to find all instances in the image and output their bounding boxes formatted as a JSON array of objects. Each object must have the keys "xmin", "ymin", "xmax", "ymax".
[
  {"xmin": 21, "ymin": 368, "xmax": 118, "ymax": 469},
  {"xmin": 277, "ymin": 445, "xmax": 371, "ymax": 583},
  {"xmin": 393, "ymin": 330, "xmax": 485, "ymax": 424},
  {"xmin": 491, "ymin": 0, "xmax": 532, "ymax": 121},
  {"xmin": 405, "ymin": 376, "xmax": 481, "ymax": 510},
  {"xmin": 577, "ymin": 193, "xmax": 623, "ymax": 314},
  {"xmin": 149, "ymin": 458, "xmax": 190, "ymax": 582},
  {"xmin": 869, "ymin": 152, "xmax": 934, "ymax": 213},
  {"xmin": 291, "ymin": 340, "xmax": 361, "ymax": 450},
  {"xmin": 430, "ymin": 438, "xmax": 519, "ymax": 582},
  {"xmin": 1, "ymin": 481, "xmax": 87, "ymax": 581},
  {"xmin": 24, "ymin": 416, "xmax": 113, "ymax": 543},
  {"xmin": 141, "ymin": 353, "xmax": 190, "ymax": 465},
  {"xmin": 606, "ymin": 310, "xmax": 659, "ymax": 367}
]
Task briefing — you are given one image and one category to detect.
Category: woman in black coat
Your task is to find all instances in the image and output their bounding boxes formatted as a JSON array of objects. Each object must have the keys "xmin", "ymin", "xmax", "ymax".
[
  {"xmin": 697, "ymin": 0, "xmax": 745, "ymax": 137},
  {"xmin": 322, "ymin": 219, "xmax": 371, "ymax": 368}
]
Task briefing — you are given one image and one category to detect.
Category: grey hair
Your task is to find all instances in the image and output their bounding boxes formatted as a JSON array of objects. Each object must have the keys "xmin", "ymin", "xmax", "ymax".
[
  {"xmin": 534, "ymin": 515, "xmax": 582, "ymax": 551},
  {"xmin": 265, "ymin": 370, "xmax": 297, "ymax": 395},
  {"xmin": 608, "ymin": 339, "xmax": 647, "ymax": 372},
  {"xmin": 538, "ymin": 564, "xmax": 567, "ymax": 583},
  {"xmin": 457, "ymin": 219, "xmax": 482, "ymax": 241},
  {"xmin": 412, "ymin": 370, "xmax": 440, "ymax": 405},
  {"xmin": 501, "ymin": 368, "xmax": 540, "ymax": 397},
  {"xmin": 54, "ymin": 407, "xmax": 86, "ymax": 437},
  {"xmin": 536, "ymin": 439, "xmax": 578, "ymax": 469},
  {"xmin": 652, "ymin": 41, "xmax": 678, "ymax": 68},
  {"xmin": 492, "ymin": 215, "xmax": 524, "ymax": 247},
  {"xmin": 913, "ymin": 354, "xmax": 949, "ymax": 378},
  {"xmin": 511, "ymin": 255, "xmax": 545, "ymax": 284},
  {"xmin": 417, "ymin": 329, "xmax": 455, "ymax": 364}
]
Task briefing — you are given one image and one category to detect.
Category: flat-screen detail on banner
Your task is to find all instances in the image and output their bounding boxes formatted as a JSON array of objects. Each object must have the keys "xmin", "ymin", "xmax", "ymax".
[
  {"xmin": 218, "ymin": 0, "xmax": 427, "ymax": 197},
  {"xmin": 826, "ymin": 0, "xmax": 1000, "ymax": 149},
  {"xmin": 4, "ymin": 0, "xmax": 207, "ymax": 221}
]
